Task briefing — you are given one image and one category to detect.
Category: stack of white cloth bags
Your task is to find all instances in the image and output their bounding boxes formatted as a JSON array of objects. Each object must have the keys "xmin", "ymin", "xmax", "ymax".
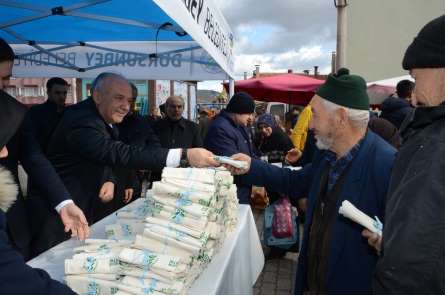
[{"xmin": 65, "ymin": 167, "xmax": 239, "ymax": 295}]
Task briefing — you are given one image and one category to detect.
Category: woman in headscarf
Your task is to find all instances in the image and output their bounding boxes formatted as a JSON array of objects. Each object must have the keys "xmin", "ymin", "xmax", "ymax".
[{"xmin": 254, "ymin": 113, "xmax": 294, "ymax": 163}]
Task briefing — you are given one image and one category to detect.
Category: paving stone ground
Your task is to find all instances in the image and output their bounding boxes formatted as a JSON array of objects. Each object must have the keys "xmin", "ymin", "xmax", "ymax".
[{"xmin": 251, "ymin": 208, "xmax": 300, "ymax": 295}]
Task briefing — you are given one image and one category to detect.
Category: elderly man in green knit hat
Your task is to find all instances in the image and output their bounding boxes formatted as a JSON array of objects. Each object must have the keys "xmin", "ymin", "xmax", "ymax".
[{"xmin": 226, "ymin": 68, "xmax": 397, "ymax": 295}]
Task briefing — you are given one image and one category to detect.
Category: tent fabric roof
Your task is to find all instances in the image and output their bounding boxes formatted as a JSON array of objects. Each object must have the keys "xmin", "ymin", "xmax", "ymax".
[
  {"xmin": 0, "ymin": 0, "xmax": 235, "ymax": 80},
  {"xmin": 0, "ymin": 0, "xmax": 190, "ymax": 43},
  {"xmin": 225, "ymin": 74, "xmax": 325, "ymax": 105}
]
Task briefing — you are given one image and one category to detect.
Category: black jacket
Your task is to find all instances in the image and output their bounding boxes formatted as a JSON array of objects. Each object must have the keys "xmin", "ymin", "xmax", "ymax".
[
  {"xmin": 254, "ymin": 126, "xmax": 294, "ymax": 162},
  {"xmin": 380, "ymin": 97, "xmax": 414, "ymax": 129},
  {"xmin": 373, "ymin": 104, "xmax": 445, "ymax": 295},
  {"xmin": 93, "ymin": 112, "xmax": 160, "ymax": 221},
  {"xmin": 47, "ymin": 98, "xmax": 169, "ymax": 223},
  {"xmin": 27, "ymin": 100, "xmax": 63, "ymax": 152},
  {"xmin": 0, "ymin": 91, "xmax": 69, "ymax": 258},
  {"xmin": 152, "ymin": 117, "xmax": 202, "ymax": 149},
  {"xmin": 0, "ymin": 168, "xmax": 75, "ymax": 295}
]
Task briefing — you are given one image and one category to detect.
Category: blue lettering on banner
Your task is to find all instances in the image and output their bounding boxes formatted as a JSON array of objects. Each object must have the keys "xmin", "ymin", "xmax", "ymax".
[{"xmin": 15, "ymin": 51, "xmax": 183, "ymax": 69}]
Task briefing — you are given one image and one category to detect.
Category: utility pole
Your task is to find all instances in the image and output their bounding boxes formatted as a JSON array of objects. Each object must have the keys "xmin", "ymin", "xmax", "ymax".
[{"xmin": 335, "ymin": 0, "xmax": 348, "ymax": 72}]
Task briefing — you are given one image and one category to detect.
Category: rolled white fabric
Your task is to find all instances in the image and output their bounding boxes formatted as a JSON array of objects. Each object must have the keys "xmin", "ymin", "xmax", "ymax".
[
  {"xmin": 150, "ymin": 193, "xmax": 210, "ymax": 219},
  {"xmin": 69, "ymin": 273, "xmax": 122, "ymax": 281},
  {"xmin": 121, "ymin": 275, "xmax": 184, "ymax": 295},
  {"xmin": 152, "ymin": 182, "xmax": 214, "ymax": 207},
  {"xmin": 118, "ymin": 248, "xmax": 187, "ymax": 274},
  {"xmin": 147, "ymin": 201, "xmax": 208, "ymax": 231},
  {"xmin": 65, "ymin": 256, "xmax": 120, "ymax": 275},
  {"xmin": 144, "ymin": 223, "xmax": 204, "ymax": 248},
  {"xmin": 338, "ymin": 200, "xmax": 383, "ymax": 235},
  {"xmin": 133, "ymin": 235, "xmax": 194, "ymax": 259},
  {"xmin": 142, "ymin": 228, "xmax": 201, "ymax": 255},
  {"xmin": 213, "ymin": 156, "xmax": 248, "ymax": 169},
  {"xmin": 161, "ymin": 167, "xmax": 216, "ymax": 184},
  {"xmin": 118, "ymin": 266, "xmax": 173, "ymax": 284},
  {"xmin": 65, "ymin": 276, "xmax": 120, "ymax": 295},
  {"xmin": 162, "ymin": 178, "xmax": 216, "ymax": 195},
  {"xmin": 145, "ymin": 216, "xmax": 202, "ymax": 239}
]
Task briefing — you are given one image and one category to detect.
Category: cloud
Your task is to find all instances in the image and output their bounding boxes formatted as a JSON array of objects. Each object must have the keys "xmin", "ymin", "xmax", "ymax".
[{"xmin": 213, "ymin": 0, "xmax": 336, "ymax": 77}]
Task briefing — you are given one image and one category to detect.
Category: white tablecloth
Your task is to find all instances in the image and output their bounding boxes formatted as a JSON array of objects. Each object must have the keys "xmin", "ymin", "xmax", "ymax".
[{"xmin": 27, "ymin": 204, "xmax": 264, "ymax": 295}]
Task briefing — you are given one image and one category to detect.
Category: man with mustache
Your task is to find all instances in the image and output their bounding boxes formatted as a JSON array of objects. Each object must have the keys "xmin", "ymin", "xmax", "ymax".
[{"xmin": 226, "ymin": 69, "xmax": 396, "ymax": 295}]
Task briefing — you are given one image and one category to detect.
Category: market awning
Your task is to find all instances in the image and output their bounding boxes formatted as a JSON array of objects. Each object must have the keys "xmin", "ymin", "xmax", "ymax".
[
  {"xmin": 224, "ymin": 74, "xmax": 325, "ymax": 105},
  {"xmin": 0, "ymin": 0, "xmax": 235, "ymax": 80}
]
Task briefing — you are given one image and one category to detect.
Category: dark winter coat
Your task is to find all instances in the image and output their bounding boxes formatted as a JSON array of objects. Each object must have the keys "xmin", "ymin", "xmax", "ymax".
[
  {"xmin": 254, "ymin": 126, "xmax": 294, "ymax": 163},
  {"xmin": 373, "ymin": 104, "xmax": 445, "ymax": 295},
  {"xmin": 0, "ymin": 167, "xmax": 75, "ymax": 295},
  {"xmin": 0, "ymin": 91, "xmax": 70, "ymax": 259},
  {"xmin": 152, "ymin": 117, "xmax": 202, "ymax": 149},
  {"xmin": 243, "ymin": 131, "xmax": 396, "ymax": 295},
  {"xmin": 204, "ymin": 110, "xmax": 255, "ymax": 204},
  {"xmin": 380, "ymin": 97, "xmax": 414, "ymax": 129}
]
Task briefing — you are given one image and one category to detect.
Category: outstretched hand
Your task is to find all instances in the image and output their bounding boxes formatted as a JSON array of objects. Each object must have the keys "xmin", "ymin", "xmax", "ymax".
[
  {"xmin": 59, "ymin": 203, "xmax": 90, "ymax": 240},
  {"xmin": 187, "ymin": 148, "xmax": 220, "ymax": 167},
  {"xmin": 223, "ymin": 153, "xmax": 252, "ymax": 175},
  {"xmin": 285, "ymin": 148, "xmax": 302, "ymax": 165}
]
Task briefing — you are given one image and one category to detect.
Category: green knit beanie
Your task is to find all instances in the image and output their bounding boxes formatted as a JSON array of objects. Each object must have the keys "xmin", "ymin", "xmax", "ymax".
[{"xmin": 316, "ymin": 68, "xmax": 369, "ymax": 110}]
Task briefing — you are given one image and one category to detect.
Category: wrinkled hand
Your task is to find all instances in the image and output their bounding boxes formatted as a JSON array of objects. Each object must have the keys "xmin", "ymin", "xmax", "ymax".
[
  {"xmin": 187, "ymin": 148, "xmax": 220, "ymax": 168},
  {"xmin": 285, "ymin": 148, "xmax": 302, "ymax": 164},
  {"xmin": 223, "ymin": 153, "xmax": 252, "ymax": 175},
  {"xmin": 124, "ymin": 188, "xmax": 134, "ymax": 204},
  {"xmin": 99, "ymin": 181, "xmax": 114, "ymax": 203},
  {"xmin": 59, "ymin": 203, "xmax": 90, "ymax": 240},
  {"xmin": 362, "ymin": 229, "xmax": 382, "ymax": 255}
]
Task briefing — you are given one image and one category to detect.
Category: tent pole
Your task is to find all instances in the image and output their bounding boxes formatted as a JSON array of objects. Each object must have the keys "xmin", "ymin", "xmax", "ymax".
[{"xmin": 229, "ymin": 78, "xmax": 235, "ymax": 99}]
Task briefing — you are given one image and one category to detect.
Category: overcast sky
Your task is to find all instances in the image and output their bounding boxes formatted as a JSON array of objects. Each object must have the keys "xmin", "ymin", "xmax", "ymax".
[{"xmin": 198, "ymin": 0, "xmax": 337, "ymax": 91}]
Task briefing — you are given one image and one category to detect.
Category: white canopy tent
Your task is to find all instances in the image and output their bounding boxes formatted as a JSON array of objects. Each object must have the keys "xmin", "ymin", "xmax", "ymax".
[{"xmin": 0, "ymin": 0, "xmax": 235, "ymax": 87}]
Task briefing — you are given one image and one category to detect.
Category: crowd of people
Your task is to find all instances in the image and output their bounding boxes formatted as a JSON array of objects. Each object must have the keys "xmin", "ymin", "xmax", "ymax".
[{"xmin": 0, "ymin": 14, "xmax": 444, "ymax": 295}]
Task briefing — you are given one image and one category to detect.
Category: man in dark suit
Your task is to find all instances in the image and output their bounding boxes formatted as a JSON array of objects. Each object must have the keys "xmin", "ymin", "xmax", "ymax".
[
  {"xmin": 152, "ymin": 95, "xmax": 203, "ymax": 149},
  {"xmin": 0, "ymin": 92, "xmax": 76, "ymax": 294},
  {"xmin": 44, "ymin": 72, "xmax": 217, "ymax": 249},
  {"xmin": 25, "ymin": 77, "xmax": 72, "ymax": 255},
  {"xmin": 151, "ymin": 95, "xmax": 202, "ymax": 182},
  {"xmin": 0, "ymin": 38, "xmax": 89, "ymax": 259},
  {"xmin": 226, "ymin": 69, "xmax": 396, "ymax": 295},
  {"xmin": 27, "ymin": 77, "xmax": 69, "ymax": 151}
]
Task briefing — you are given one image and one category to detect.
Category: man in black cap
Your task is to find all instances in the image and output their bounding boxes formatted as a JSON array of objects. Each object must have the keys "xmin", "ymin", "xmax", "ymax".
[
  {"xmin": 0, "ymin": 38, "xmax": 89, "ymax": 259},
  {"xmin": 226, "ymin": 69, "xmax": 396, "ymax": 295},
  {"xmin": 365, "ymin": 15, "xmax": 445, "ymax": 295},
  {"xmin": 204, "ymin": 92, "xmax": 256, "ymax": 204}
]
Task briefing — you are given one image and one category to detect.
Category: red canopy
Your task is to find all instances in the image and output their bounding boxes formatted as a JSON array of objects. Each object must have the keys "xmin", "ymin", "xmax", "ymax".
[{"xmin": 224, "ymin": 74, "xmax": 325, "ymax": 105}]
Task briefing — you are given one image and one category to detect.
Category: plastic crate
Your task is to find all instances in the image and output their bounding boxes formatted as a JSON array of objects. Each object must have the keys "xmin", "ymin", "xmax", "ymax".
[{"xmin": 263, "ymin": 202, "xmax": 300, "ymax": 251}]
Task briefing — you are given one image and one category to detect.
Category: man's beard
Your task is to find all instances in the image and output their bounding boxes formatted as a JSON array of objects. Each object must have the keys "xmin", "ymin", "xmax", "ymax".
[{"xmin": 315, "ymin": 133, "xmax": 334, "ymax": 150}]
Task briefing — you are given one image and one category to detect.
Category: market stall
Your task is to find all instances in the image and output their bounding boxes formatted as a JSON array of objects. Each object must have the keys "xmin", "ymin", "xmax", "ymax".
[{"xmin": 28, "ymin": 204, "xmax": 264, "ymax": 295}]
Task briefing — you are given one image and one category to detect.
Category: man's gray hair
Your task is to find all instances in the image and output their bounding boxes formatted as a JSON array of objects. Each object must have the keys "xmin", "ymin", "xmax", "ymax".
[
  {"xmin": 166, "ymin": 95, "xmax": 185, "ymax": 106},
  {"xmin": 91, "ymin": 72, "xmax": 128, "ymax": 94},
  {"xmin": 322, "ymin": 99, "xmax": 370, "ymax": 129}
]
